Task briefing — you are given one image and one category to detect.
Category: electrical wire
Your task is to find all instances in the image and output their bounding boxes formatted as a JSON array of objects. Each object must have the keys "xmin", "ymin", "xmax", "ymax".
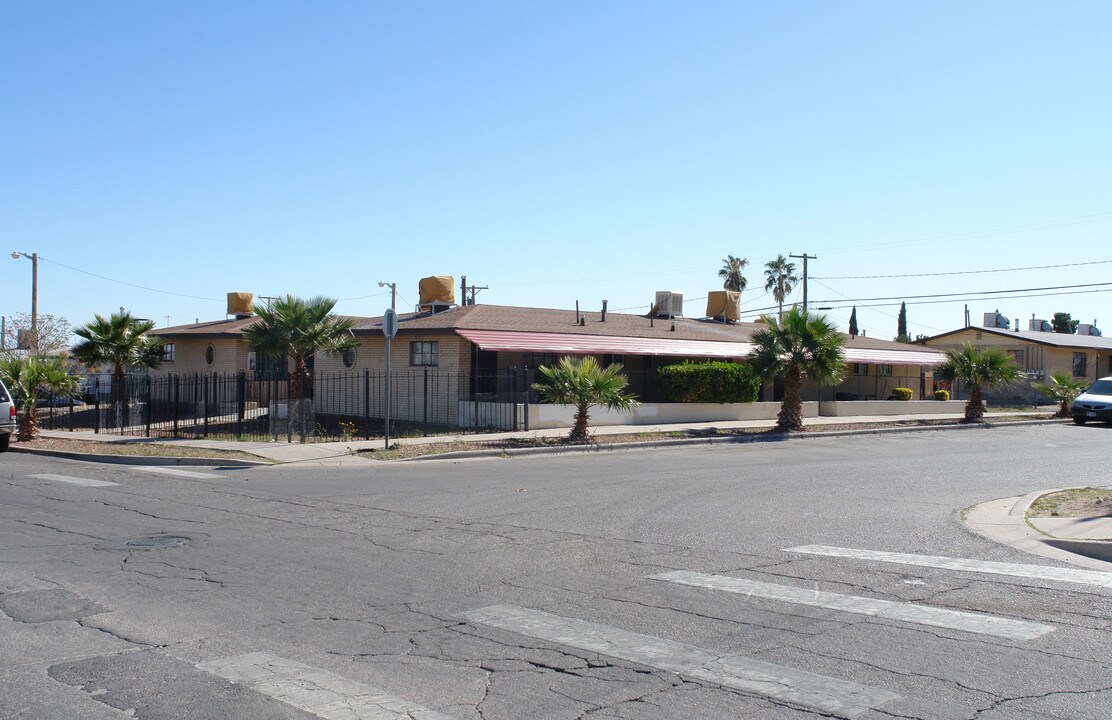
[
  {"xmin": 40, "ymin": 257, "xmax": 222, "ymax": 302},
  {"xmin": 814, "ymin": 259, "xmax": 1112, "ymax": 280}
]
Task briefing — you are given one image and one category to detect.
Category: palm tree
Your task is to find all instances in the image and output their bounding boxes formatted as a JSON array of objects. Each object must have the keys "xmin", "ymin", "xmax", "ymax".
[
  {"xmin": 719, "ymin": 255, "xmax": 749, "ymax": 293},
  {"xmin": 763, "ymin": 255, "xmax": 798, "ymax": 318},
  {"xmin": 532, "ymin": 356, "xmax": 638, "ymax": 441},
  {"xmin": 0, "ymin": 355, "xmax": 79, "ymax": 441},
  {"xmin": 934, "ymin": 344, "xmax": 1023, "ymax": 423},
  {"xmin": 72, "ymin": 312, "xmax": 164, "ymax": 426},
  {"xmin": 747, "ymin": 307, "xmax": 846, "ymax": 431},
  {"xmin": 241, "ymin": 295, "xmax": 357, "ymax": 401},
  {"xmin": 1033, "ymin": 370, "xmax": 1087, "ymax": 418}
]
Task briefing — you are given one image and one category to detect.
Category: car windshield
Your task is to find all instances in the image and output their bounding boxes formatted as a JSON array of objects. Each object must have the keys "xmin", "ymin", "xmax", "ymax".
[{"xmin": 1085, "ymin": 379, "xmax": 1112, "ymax": 395}]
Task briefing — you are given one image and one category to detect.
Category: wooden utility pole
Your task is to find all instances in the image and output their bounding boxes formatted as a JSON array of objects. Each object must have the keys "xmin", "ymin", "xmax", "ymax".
[{"xmin": 789, "ymin": 253, "xmax": 816, "ymax": 312}]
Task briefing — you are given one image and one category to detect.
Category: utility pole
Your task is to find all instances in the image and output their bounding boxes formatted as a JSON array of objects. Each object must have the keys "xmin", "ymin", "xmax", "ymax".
[{"xmin": 789, "ymin": 253, "xmax": 816, "ymax": 312}]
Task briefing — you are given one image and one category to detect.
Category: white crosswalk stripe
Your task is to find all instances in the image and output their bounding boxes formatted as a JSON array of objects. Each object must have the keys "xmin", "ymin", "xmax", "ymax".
[
  {"xmin": 126, "ymin": 467, "xmax": 224, "ymax": 479},
  {"xmin": 198, "ymin": 652, "xmax": 458, "ymax": 720},
  {"xmin": 649, "ymin": 570, "xmax": 1055, "ymax": 641},
  {"xmin": 30, "ymin": 473, "xmax": 118, "ymax": 487},
  {"xmin": 457, "ymin": 604, "xmax": 899, "ymax": 718},
  {"xmin": 787, "ymin": 545, "xmax": 1112, "ymax": 589}
]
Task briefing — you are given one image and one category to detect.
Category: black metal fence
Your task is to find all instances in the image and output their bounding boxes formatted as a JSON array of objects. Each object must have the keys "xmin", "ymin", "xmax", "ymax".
[{"xmin": 44, "ymin": 369, "xmax": 549, "ymax": 442}]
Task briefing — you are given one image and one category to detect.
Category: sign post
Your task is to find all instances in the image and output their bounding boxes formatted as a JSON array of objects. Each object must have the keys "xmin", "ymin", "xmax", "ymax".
[{"xmin": 382, "ymin": 309, "xmax": 398, "ymax": 449}]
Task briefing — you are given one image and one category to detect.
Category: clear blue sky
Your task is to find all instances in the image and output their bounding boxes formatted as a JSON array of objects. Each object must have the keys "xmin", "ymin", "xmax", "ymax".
[{"xmin": 4, "ymin": 1, "xmax": 1110, "ymax": 342}]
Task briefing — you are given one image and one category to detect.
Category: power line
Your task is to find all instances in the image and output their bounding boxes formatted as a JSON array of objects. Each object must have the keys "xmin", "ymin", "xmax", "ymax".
[
  {"xmin": 41, "ymin": 257, "xmax": 222, "ymax": 302},
  {"xmin": 814, "ymin": 259, "xmax": 1112, "ymax": 280},
  {"xmin": 812, "ymin": 281, "xmax": 1112, "ymax": 304}
]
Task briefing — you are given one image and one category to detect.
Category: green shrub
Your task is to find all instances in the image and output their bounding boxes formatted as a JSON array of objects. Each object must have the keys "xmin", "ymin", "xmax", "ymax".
[
  {"xmin": 934, "ymin": 389, "xmax": 950, "ymax": 401},
  {"xmin": 892, "ymin": 387, "xmax": 913, "ymax": 401},
  {"xmin": 657, "ymin": 361, "xmax": 761, "ymax": 403}
]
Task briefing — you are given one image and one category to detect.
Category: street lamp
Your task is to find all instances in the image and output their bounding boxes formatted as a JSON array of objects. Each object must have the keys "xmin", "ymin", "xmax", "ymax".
[
  {"xmin": 377, "ymin": 281, "xmax": 396, "ymax": 311},
  {"xmin": 10, "ymin": 251, "xmax": 38, "ymax": 353}
]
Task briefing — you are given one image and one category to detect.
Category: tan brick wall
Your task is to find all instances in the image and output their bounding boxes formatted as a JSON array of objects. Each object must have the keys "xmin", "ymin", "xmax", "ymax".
[
  {"xmin": 924, "ymin": 328, "xmax": 1109, "ymax": 384},
  {"xmin": 156, "ymin": 337, "xmax": 248, "ymax": 377}
]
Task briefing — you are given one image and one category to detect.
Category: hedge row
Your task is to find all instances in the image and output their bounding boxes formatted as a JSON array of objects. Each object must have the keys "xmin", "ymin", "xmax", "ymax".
[{"xmin": 657, "ymin": 361, "xmax": 761, "ymax": 404}]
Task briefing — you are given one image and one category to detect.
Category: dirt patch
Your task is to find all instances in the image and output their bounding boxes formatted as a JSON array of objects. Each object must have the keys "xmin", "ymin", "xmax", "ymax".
[
  {"xmin": 13, "ymin": 437, "xmax": 269, "ymax": 463},
  {"xmin": 1027, "ymin": 487, "xmax": 1112, "ymax": 519}
]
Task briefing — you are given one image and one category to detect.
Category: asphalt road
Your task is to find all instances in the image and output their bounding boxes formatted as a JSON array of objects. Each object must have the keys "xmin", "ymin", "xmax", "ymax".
[{"xmin": 2, "ymin": 423, "xmax": 1110, "ymax": 719}]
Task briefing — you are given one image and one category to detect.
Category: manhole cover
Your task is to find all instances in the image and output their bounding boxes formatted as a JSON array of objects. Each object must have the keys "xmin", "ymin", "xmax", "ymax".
[{"xmin": 123, "ymin": 535, "xmax": 190, "ymax": 549}]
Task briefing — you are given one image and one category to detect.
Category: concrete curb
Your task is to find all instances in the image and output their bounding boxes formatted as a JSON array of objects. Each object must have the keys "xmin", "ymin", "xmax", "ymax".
[
  {"xmin": 963, "ymin": 489, "xmax": 1112, "ymax": 571},
  {"xmin": 10, "ymin": 446, "xmax": 270, "ymax": 468},
  {"xmin": 395, "ymin": 417, "xmax": 1063, "ymax": 462}
]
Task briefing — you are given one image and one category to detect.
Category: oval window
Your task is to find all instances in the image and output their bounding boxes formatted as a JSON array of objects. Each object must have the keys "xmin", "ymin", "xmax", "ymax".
[
  {"xmin": 205, "ymin": 345, "xmax": 215, "ymax": 365},
  {"xmin": 342, "ymin": 348, "xmax": 357, "ymax": 369}
]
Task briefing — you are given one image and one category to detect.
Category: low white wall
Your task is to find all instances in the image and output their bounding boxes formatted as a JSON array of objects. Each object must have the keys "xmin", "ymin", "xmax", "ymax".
[
  {"xmin": 817, "ymin": 399, "xmax": 967, "ymax": 417},
  {"xmin": 526, "ymin": 401, "xmax": 818, "ymax": 430}
]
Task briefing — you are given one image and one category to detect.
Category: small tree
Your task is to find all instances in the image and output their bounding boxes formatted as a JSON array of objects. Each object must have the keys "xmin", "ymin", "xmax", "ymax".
[
  {"xmin": 848, "ymin": 306, "xmax": 859, "ymax": 336},
  {"xmin": 1034, "ymin": 370, "xmax": 1088, "ymax": 418},
  {"xmin": 718, "ymin": 255, "xmax": 749, "ymax": 293},
  {"xmin": 934, "ymin": 344, "xmax": 1023, "ymax": 423},
  {"xmin": 0, "ymin": 355, "xmax": 78, "ymax": 441},
  {"xmin": 532, "ymin": 356, "xmax": 638, "ymax": 441},
  {"xmin": 2, "ymin": 312, "xmax": 72, "ymax": 355},
  {"xmin": 747, "ymin": 307, "xmax": 846, "ymax": 431},
  {"xmin": 895, "ymin": 302, "xmax": 909, "ymax": 343},
  {"xmin": 1052, "ymin": 312, "xmax": 1079, "ymax": 334}
]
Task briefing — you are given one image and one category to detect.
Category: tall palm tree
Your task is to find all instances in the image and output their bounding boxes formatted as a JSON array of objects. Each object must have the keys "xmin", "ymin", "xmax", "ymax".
[
  {"xmin": 763, "ymin": 255, "xmax": 798, "ymax": 318},
  {"xmin": 0, "ymin": 355, "xmax": 79, "ymax": 441},
  {"xmin": 532, "ymin": 356, "xmax": 638, "ymax": 441},
  {"xmin": 241, "ymin": 295, "xmax": 357, "ymax": 401},
  {"xmin": 718, "ymin": 255, "xmax": 749, "ymax": 293},
  {"xmin": 934, "ymin": 343, "xmax": 1023, "ymax": 423},
  {"xmin": 72, "ymin": 312, "xmax": 164, "ymax": 426},
  {"xmin": 747, "ymin": 307, "xmax": 846, "ymax": 431}
]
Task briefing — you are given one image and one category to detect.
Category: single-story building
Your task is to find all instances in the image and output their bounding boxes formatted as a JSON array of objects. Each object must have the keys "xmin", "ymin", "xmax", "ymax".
[{"xmin": 147, "ymin": 288, "xmax": 947, "ymax": 430}]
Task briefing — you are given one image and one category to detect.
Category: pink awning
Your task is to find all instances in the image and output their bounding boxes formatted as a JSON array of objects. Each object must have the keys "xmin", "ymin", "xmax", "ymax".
[
  {"xmin": 457, "ymin": 329, "xmax": 751, "ymax": 358},
  {"xmin": 457, "ymin": 329, "xmax": 945, "ymax": 366}
]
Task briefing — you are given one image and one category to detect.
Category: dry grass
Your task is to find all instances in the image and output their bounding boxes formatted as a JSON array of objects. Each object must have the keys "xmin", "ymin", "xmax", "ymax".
[
  {"xmin": 1027, "ymin": 487, "xmax": 1112, "ymax": 519},
  {"xmin": 13, "ymin": 437, "xmax": 269, "ymax": 463}
]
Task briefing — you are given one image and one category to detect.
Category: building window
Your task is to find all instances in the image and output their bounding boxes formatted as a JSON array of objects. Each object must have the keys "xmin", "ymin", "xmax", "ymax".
[
  {"xmin": 1073, "ymin": 352, "xmax": 1088, "ymax": 377},
  {"xmin": 852, "ymin": 363, "xmax": 869, "ymax": 376},
  {"xmin": 162, "ymin": 343, "xmax": 175, "ymax": 362},
  {"xmin": 877, "ymin": 364, "xmax": 893, "ymax": 377},
  {"xmin": 342, "ymin": 348, "xmax": 357, "ymax": 369},
  {"xmin": 410, "ymin": 341, "xmax": 439, "ymax": 366},
  {"xmin": 205, "ymin": 345, "xmax": 215, "ymax": 366},
  {"xmin": 1007, "ymin": 349, "xmax": 1025, "ymax": 367}
]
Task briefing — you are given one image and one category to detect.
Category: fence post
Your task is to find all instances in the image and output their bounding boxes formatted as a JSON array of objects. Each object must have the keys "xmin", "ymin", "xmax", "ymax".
[
  {"xmin": 203, "ymin": 374, "xmax": 209, "ymax": 438},
  {"xmin": 172, "ymin": 375, "xmax": 180, "ymax": 437},
  {"xmin": 423, "ymin": 365, "xmax": 429, "ymax": 433},
  {"xmin": 236, "ymin": 371, "xmax": 246, "ymax": 440},
  {"xmin": 145, "ymin": 376, "xmax": 152, "ymax": 437},
  {"xmin": 522, "ymin": 366, "xmax": 530, "ymax": 432},
  {"xmin": 364, "ymin": 368, "xmax": 370, "ymax": 439},
  {"xmin": 510, "ymin": 367, "xmax": 518, "ymax": 431},
  {"xmin": 93, "ymin": 378, "xmax": 100, "ymax": 434}
]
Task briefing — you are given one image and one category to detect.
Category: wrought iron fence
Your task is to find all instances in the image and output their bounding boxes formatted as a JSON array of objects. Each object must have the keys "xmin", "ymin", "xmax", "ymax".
[{"xmin": 45, "ymin": 368, "xmax": 555, "ymax": 442}]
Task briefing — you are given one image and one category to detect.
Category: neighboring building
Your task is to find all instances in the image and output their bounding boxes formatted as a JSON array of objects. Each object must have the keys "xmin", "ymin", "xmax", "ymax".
[{"xmin": 922, "ymin": 314, "xmax": 1112, "ymax": 387}]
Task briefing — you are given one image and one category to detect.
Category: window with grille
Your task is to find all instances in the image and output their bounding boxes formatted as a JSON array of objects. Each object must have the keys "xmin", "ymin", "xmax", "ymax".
[
  {"xmin": 1073, "ymin": 352, "xmax": 1088, "ymax": 377},
  {"xmin": 410, "ymin": 341, "xmax": 439, "ymax": 366}
]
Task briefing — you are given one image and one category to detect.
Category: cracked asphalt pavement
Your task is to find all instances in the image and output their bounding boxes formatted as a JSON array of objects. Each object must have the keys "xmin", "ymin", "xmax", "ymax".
[{"xmin": 2, "ymin": 423, "xmax": 1111, "ymax": 719}]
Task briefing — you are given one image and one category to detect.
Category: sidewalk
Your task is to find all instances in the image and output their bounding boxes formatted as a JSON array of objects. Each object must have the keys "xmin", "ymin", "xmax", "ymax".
[{"xmin": 30, "ymin": 410, "xmax": 1056, "ymax": 465}]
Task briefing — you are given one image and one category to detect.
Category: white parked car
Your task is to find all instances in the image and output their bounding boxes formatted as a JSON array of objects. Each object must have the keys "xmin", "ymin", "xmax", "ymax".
[
  {"xmin": 1072, "ymin": 376, "xmax": 1112, "ymax": 425},
  {"xmin": 0, "ymin": 377, "xmax": 15, "ymax": 451}
]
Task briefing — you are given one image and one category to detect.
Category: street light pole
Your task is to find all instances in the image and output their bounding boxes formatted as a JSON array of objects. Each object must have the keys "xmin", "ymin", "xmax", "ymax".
[
  {"xmin": 11, "ymin": 251, "xmax": 38, "ymax": 353},
  {"xmin": 378, "ymin": 281, "xmax": 396, "ymax": 311}
]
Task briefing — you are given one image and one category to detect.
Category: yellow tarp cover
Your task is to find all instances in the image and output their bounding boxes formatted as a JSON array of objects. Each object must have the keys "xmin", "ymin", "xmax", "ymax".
[
  {"xmin": 227, "ymin": 292, "xmax": 255, "ymax": 314},
  {"xmin": 705, "ymin": 290, "xmax": 741, "ymax": 321},
  {"xmin": 419, "ymin": 276, "xmax": 455, "ymax": 305}
]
